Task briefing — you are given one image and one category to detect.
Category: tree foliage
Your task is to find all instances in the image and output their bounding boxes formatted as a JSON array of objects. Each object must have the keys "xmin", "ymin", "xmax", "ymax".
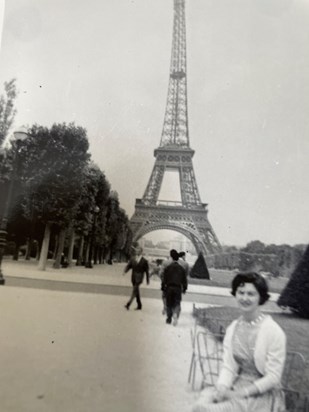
[
  {"xmin": 277, "ymin": 245, "xmax": 309, "ymax": 318},
  {"xmin": 21, "ymin": 123, "xmax": 90, "ymax": 227},
  {"xmin": 73, "ymin": 163, "xmax": 110, "ymax": 236},
  {"xmin": 241, "ymin": 240, "xmax": 266, "ymax": 254},
  {"xmin": 0, "ymin": 79, "xmax": 18, "ymax": 146},
  {"xmin": 1, "ymin": 119, "xmax": 133, "ymax": 267},
  {"xmin": 105, "ymin": 192, "xmax": 132, "ymax": 262},
  {"xmin": 208, "ymin": 240, "xmax": 306, "ymax": 276}
]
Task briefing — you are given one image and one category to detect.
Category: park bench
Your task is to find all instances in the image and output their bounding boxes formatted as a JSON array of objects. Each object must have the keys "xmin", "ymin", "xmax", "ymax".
[{"xmin": 188, "ymin": 322, "xmax": 309, "ymax": 411}]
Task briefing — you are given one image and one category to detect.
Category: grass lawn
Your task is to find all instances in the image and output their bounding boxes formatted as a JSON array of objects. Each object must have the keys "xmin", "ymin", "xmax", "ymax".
[{"xmin": 189, "ymin": 269, "xmax": 289, "ymax": 294}]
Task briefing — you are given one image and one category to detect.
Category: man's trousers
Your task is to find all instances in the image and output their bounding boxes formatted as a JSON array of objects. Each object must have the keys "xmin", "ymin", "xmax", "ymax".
[
  {"xmin": 165, "ymin": 285, "xmax": 182, "ymax": 320},
  {"xmin": 127, "ymin": 283, "xmax": 142, "ymax": 308}
]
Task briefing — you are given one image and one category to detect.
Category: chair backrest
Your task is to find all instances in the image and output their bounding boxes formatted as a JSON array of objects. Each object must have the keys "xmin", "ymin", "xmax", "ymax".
[
  {"xmin": 282, "ymin": 351, "xmax": 307, "ymax": 392},
  {"xmin": 281, "ymin": 351, "xmax": 308, "ymax": 412},
  {"xmin": 196, "ymin": 330, "xmax": 223, "ymax": 388},
  {"xmin": 190, "ymin": 319, "xmax": 198, "ymax": 349}
]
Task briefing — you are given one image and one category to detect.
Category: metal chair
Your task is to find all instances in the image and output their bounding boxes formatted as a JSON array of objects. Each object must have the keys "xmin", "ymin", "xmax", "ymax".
[
  {"xmin": 280, "ymin": 351, "xmax": 309, "ymax": 412},
  {"xmin": 196, "ymin": 330, "xmax": 223, "ymax": 390},
  {"xmin": 282, "ymin": 351, "xmax": 307, "ymax": 391},
  {"xmin": 188, "ymin": 319, "xmax": 199, "ymax": 390}
]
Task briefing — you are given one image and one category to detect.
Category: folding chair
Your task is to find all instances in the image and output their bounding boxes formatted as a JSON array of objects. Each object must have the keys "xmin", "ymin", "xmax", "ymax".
[
  {"xmin": 282, "ymin": 351, "xmax": 307, "ymax": 391},
  {"xmin": 280, "ymin": 351, "xmax": 309, "ymax": 412},
  {"xmin": 188, "ymin": 318, "xmax": 199, "ymax": 390},
  {"xmin": 196, "ymin": 330, "xmax": 223, "ymax": 390}
]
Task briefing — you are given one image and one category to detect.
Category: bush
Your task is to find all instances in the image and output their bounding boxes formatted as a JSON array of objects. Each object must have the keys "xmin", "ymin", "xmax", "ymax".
[{"xmin": 278, "ymin": 245, "xmax": 309, "ymax": 318}]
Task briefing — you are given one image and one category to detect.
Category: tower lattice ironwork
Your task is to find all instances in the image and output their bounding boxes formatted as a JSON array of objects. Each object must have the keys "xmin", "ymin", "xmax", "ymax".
[{"xmin": 130, "ymin": 0, "xmax": 221, "ymax": 255}]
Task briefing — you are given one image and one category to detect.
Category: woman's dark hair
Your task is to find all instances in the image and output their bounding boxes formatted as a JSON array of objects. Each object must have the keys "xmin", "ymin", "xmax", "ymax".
[{"xmin": 231, "ymin": 272, "xmax": 270, "ymax": 305}]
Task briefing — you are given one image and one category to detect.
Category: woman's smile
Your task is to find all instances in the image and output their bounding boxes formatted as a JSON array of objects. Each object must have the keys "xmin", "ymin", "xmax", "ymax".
[{"xmin": 235, "ymin": 283, "xmax": 260, "ymax": 317}]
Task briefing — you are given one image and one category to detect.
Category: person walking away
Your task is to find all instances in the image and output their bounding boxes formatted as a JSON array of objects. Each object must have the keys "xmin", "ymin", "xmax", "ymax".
[
  {"xmin": 178, "ymin": 251, "xmax": 190, "ymax": 277},
  {"xmin": 192, "ymin": 272, "xmax": 286, "ymax": 412},
  {"xmin": 161, "ymin": 249, "xmax": 187, "ymax": 326},
  {"xmin": 159, "ymin": 249, "xmax": 178, "ymax": 315},
  {"xmin": 123, "ymin": 246, "xmax": 149, "ymax": 310}
]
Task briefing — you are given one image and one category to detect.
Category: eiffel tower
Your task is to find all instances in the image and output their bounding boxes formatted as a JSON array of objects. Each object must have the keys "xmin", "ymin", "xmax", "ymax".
[{"xmin": 130, "ymin": 0, "xmax": 221, "ymax": 256}]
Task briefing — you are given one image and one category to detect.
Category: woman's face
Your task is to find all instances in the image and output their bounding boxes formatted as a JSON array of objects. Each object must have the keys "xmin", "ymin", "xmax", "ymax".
[{"xmin": 235, "ymin": 282, "xmax": 260, "ymax": 314}]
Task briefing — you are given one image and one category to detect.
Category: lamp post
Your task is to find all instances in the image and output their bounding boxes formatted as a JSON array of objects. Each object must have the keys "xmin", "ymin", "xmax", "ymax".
[
  {"xmin": 0, "ymin": 127, "xmax": 28, "ymax": 284},
  {"xmin": 107, "ymin": 190, "xmax": 118, "ymax": 265},
  {"xmin": 85, "ymin": 206, "xmax": 100, "ymax": 269}
]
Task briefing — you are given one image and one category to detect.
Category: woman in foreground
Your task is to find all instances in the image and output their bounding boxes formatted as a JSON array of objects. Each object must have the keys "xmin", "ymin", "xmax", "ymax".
[{"xmin": 192, "ymin": 272, "xmax": 286, "ymax": 412}]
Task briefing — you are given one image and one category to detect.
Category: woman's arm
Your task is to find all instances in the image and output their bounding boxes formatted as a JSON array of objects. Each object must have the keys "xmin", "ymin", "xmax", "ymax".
[
  {"xmin": 213, "ymin": 384, "xmax": 232, "ymax": 402},
  {"xmin": 253, "ymin": 326, "xmax": 286, "ymax": 393},
  {"xmin": 230, "ymin": 382, "xmax": 260, "ymax": 399}
]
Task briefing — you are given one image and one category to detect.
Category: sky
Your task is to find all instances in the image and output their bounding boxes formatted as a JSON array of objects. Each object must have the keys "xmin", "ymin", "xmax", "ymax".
[{"xmin": 0, "ymin": 0, "xmax": 308, "ymax": 247}]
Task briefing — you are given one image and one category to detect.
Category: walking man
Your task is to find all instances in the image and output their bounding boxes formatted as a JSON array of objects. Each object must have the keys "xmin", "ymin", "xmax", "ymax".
[
  {"xmin": 161, "ymin": 249, "xmax": 187, "ymax": 326},
  {"xmin": 158, "ymin": 249, "xmax": 177, "ymax": 315},
  {"xmin": 178, "ymin": 251, "xmax": 190, "ymax": 277},
  {"xmin": 123, "ymin": 246, "xmax": 149, "ymax": 310}
]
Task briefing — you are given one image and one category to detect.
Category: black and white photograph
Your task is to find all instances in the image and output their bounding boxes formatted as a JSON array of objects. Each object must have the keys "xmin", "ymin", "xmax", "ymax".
[{"xmin": 0, "ymin": 0, "xmax": 309, "ymax": 411}]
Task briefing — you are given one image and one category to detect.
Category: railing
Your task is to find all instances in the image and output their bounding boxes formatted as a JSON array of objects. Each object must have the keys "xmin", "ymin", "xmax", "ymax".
[{"xmin": 156, "ymin": 200, "xmax": 183, "ymax": 207}]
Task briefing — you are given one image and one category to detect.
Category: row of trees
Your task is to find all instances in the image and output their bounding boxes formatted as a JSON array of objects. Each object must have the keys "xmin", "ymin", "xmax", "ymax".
[
  {"xmin": 0, "ymin": 81, "xmax": 132, "ymax": 270},
  {"xmin": 206, "ymin": 240, "xmax": 306, "ymax": 277}
]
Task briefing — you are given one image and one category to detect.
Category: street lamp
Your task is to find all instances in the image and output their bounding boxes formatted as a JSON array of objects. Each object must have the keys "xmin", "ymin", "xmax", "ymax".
[
  {"xmin": 107, "ymin": 190, "xmax": 118, "ymax": 265},
  {"xmin": 0, "ymin": 126, "xmax": 28, "ymax": 284},
  {"xmin": 85, "ymin": 206, "xmax": 100, "ymax": 269}
]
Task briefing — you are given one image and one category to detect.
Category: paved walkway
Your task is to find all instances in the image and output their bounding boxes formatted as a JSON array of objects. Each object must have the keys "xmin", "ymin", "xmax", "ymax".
[
  {"xmin": 0, "ymin": 259, "xmax": 282, "ymax": 411},
  {"xmin": 2, "ymin": 259, "xmax": 280, "ymax": 302},
  {"xmin": 0, "ymin": 260, "xmax": 204, "ymax": 412}
]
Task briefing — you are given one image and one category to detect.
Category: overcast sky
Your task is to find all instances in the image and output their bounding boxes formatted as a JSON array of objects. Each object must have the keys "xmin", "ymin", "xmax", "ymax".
[{"xmin": 0, "ymin": 0, "xmax": 308, "ymax": 247}]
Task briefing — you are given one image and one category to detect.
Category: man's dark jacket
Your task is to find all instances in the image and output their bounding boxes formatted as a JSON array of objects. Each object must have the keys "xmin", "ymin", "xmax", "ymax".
[
  {"xmin": 161, "ymin": 261, "xmax": 187, "ymax": 292},
  {"xmin": 124, "ymin": 257, "xmax": 149, "ymax": 285}
]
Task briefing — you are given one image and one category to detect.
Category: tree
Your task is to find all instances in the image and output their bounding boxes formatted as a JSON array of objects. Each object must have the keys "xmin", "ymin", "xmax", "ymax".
[
  {"xmin": 277, "ymin": 245, "xmax": 309, "ymax": 318},
  {"xmin": 105, "ymin": 192, "xmax": 121, "ymax": 264},
  {"xmin": 113, "ymin": 207, "xmax": 132, "ymax": 261},
  {"xmin": 73, "ymin": 163, "xmax": 110, "ymax": 266},
  {"xmin": 21, "ymin": 123, "xmax": 90, "ymax": 270},
  {"xmin": 241, "ymin": 240, "xmax": 266, "ymax": 254},
  {"xmin": 104, "ymin": 191, "xmax": 132, "ymax": 263},
  {"xmin": 190, "ymin": 253, "xmax": 210, "ymax": 279},
  {"xmin": 0, "ymin": 79, "xmax": 18, "ymax": 146}
]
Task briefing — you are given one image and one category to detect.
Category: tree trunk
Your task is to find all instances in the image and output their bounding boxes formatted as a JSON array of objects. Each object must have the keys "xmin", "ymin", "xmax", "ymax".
[
  {"xmin": 84, "ymin": 239, "xmax": 90, "ymax": 266},
  {"xmin": 35, "ymin": 240, "xmax": 40, "ymax": 260},
  {"xmin": 93, "ymin": 245, "xmax": 98, "ymax": 265},
  {"xmin": 67, "ymin": 229, "xmax": 75, "ymax": 267},
  {"xmin": 76, "ymin": 235, "xmax": 84, "ymax": 266},
  {"xmin": 13, "ymin": 243, "xmax": 20, "ymax": 261},
  {"xmin": 53, "ymin": 228, "xmax": 66, "ymax": 269},
  {"xmin": 52, "ymin": 234, "xmax": 58, "ymax": 259},
  {"xmin": 38, "ymin": 223, "xmax": 51, "ymax": 270},
  {"xmin": 25, "ymin": 237, "xmax": 32, "ymax": 260},
  {"xmin": 108, "ymin": 243, "xmax": 114, "ymax": 265},
  {"xmin": 98, "ymin": 247, "xmax": 102, "ymax": 264},
  {"xmin": 102, "ymin": 247, "xmax": 107, "ymax": 264}
]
